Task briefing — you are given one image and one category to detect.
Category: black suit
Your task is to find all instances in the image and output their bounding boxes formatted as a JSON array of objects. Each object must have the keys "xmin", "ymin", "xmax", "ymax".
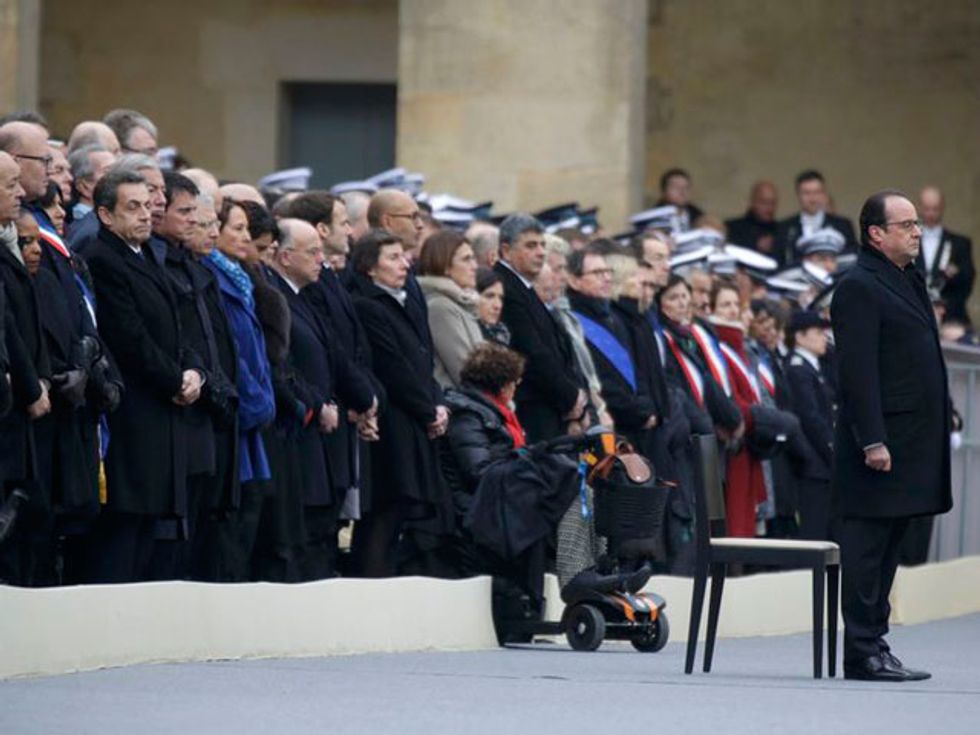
[
  {"xmin": 494, "ymin": 261, "xmax": 582, "ymax": 441},
  {"xmin": 774, "ymin": 212, "xmax": 858, "ymax": 266},
  {"xmin": 84, "ymin": 227, "xmax": 201, "ymax": 582},
  {"xmin": 914, "ymin": 227, "xmax": 975, "ymax": 323},
  {"xmin": 724, "ymin": 211, "xmax": 778, "ymax": 256},
  {"xmin": 831, "ymin": 246, "xmax": 952, "ymax": 664}
]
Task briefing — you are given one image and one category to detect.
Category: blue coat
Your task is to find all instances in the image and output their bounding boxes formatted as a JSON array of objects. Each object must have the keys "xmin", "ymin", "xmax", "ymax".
[{"xmin": 206, "ymin": 261, "xmax": 275, "ymax": 484}]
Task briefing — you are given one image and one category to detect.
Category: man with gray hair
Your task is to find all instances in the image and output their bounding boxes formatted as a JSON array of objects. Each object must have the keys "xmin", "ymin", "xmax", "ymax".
[
  {"xmin": 67, "ymin": 143, "xmax": 116, "ymax": 222},
  {"xmin": 341, "ymin": 190, "xmax": 371, "ymax": 242},
  {"xmin": 493, "ymin": 213, "xmax": 587, "ymax": 440},
  {"xmin": 465, "ymin": 220, "xmax": 500, "ymax": 268},
  {"xmin": 69, "ymin": 153, "xmax": 166, "ymax": 256},
  {"xmin": 103, "ymin": 108, "xmax": 159, "ymax": 156}
]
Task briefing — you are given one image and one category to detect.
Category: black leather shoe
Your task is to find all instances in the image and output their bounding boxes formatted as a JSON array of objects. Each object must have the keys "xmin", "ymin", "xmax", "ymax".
[
  {"xmin": 881, "ymin": 651, "xmax": 931, "ymax": 681},
  {"xmin": 844, "ymin": 653, "xmax": 930, "ymax": 682}
]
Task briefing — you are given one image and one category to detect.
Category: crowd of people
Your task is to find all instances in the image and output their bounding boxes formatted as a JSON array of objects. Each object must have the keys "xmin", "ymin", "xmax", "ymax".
[{"xmin": 0, "ymin": 107, "xmax": 973, "ymax": 588}]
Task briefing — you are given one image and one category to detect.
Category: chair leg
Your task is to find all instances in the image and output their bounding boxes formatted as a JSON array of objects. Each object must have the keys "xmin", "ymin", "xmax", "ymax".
[
  {"xmin": 703, "ymin": 563, "xmax": 726, "ymax": 672},
  {"xmin": 686, "ymin": 562, "xmax": 709, "ymax": 674},
  {"xmin": 812, "ymin": 564, "xmax": 825, "ymax": 679},
  {"xmin": 827, "ymin": 564, "xmax": 839, "ymax": 678}
]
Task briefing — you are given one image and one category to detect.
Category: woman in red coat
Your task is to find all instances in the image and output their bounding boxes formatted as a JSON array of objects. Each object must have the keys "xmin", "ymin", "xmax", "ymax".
[{"xmin": 707, "ymin": 279, "xmax": 766, "ymax": 537}]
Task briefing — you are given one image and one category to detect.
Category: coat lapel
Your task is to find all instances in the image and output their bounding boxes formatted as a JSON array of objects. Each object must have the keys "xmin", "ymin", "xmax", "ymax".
[{"xmin": 862, "ymin": 252, "xmax": 934, "ymax": 330}]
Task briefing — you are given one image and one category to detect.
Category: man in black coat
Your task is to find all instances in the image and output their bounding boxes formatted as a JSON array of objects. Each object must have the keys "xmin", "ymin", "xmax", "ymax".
[
  {"xmin": 494, "ymin": 214, "xmax": 587, "ymax": 442},
  {"xmin": 157, "ymin": 172, "xmax": 241, "ymax": 580},
  {"xmin": 83, "ymin": 169, "xmax": 206, "ymax": 583},
  {"xmin": 915, "ymin": 185, "xmax": 975, "ymax": 325},
  {"xmin": 0, "ymin": 151, "xmax": 53, "ymax": 584},
  {"xmin": 724, "ymin": 181, "xmax": 779, "ymax": 258},
  {"xmin": 269, "ymin": 218, "xmax": 374, "ymax": 579},
  {"xmin": 831, "ymin": 189, "xmax": 952, "ymax": 682},
  {"xmin": 774, "ymin": 170, "xmax": 857, "ymax": 267}
]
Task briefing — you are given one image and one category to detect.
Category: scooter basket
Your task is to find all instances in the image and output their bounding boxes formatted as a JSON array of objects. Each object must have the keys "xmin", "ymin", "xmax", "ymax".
[{"xmin": 590, "ymin": 450, "xmax": 668, "ymax": 540}]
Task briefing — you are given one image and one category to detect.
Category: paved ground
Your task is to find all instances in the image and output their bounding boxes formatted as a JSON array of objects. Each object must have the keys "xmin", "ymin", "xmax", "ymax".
[{"xmin": 2, "ymin": 613, "xmax": 978, "ymax": 734}]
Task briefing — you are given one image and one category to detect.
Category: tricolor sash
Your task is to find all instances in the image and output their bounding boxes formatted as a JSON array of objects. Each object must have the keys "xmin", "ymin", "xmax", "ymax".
[
  {"xmin": 663, "ymin": 331, "xmax": 704, "ymax": 406},
  {"xmin": 37, "ymin": 224, "xmax": 71, "ymax": 259},
  {"xmin": 756, "ymin": 357, "xmax": 776, "ymax": 398},
  {"xmin": 573, "ymin": 311, "xmax": 636, "ymax": 391},
  {"xmin": 691, "ymin": 322, "xmax": 732, "ymax": 396},
  {"xmin": 718, "ymin": 342, "xmax": 761, "ymax": 403}
]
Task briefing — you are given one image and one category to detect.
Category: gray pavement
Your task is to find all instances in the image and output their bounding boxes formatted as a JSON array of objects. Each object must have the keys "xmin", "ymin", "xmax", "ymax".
[{"xmin": 2, "ymin": 613, "xmax": 978, "ymax": 734}]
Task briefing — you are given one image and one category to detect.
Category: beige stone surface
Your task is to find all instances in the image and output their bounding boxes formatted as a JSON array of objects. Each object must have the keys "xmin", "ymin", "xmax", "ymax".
[
  {"xmin": 398, "ymin": 0, "xmax": 648, "ymax": 227},
  {"xmin": 646, "ymin": 0, "xmax": 980, "ymax": 314},
  {"xmin": 39, "ymin": 0, "xmax": 397, "ymax": 182},
  {"xmin": 0, "ymin": 0, "xmax": 40, "ymax": 114}
]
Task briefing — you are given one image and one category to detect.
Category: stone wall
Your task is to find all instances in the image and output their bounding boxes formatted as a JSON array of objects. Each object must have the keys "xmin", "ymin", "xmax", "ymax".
[
  {"xmin": 39, "ymin": 0, "xmax": 397, "ymax": 183},
  {"xmin": 645, "ymin": 0, "xmax": 980, "ymax": 313}
]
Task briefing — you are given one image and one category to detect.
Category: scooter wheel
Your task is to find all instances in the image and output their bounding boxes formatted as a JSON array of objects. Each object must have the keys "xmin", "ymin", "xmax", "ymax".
[
  {"xmin": 565, "ymin": 604, "xmax": 606, "ymax": 651},
  {"xmin": 631, "ymin": 611, "xmax": 669, "ymax": 652}
]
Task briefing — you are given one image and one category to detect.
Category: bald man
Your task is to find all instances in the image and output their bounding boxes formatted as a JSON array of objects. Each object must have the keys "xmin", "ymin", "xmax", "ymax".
[
  {"xmin": 67, "ymin": 121, "xmax": 121, "ymax": 156},
  {"xmin": 0, "ymin": 121, "xmax": 52, "ymax": 201},
  {"xmin": 725, "ymin": 181, "xmax": 779, "ymax": 256},
  {"xmin": 182, "ymin": 168, "xmax": 223, "ymax": 212},
  {"xmin": 219, "ymin": 182, "xmax": 265, "ymax": 208},
  {"xmin": 915, "ymin": 185, "xmax": 975, "ymax": 323}
]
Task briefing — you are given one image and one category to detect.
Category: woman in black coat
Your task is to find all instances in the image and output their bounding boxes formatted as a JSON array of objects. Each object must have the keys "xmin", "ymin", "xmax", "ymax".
[{"xmin": 348, "ymin": 229, "xmax": 451, "ymax": 577}]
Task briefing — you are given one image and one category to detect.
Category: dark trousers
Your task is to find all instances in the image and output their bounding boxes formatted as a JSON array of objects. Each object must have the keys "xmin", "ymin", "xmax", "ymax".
[
  {"xmin": 839, "ymin": 516, "xmax": 910, "ymax": 664},
  {"xmin": 82, "ymin": 511, "xmax": 157, "ymax": 583},
  {"xmin": 349, "ymin": 501, "xmax": 404, "ymax": 578},
  {"xmin": 797, "ymin": 478, "xmax": 833, "ymax": 541},
  {"xmin": 299, "ymin": 504, "xmax": 340, "ymax": 581}
]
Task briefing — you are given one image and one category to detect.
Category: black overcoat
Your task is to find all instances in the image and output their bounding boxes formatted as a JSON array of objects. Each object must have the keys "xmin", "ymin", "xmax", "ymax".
[
  {"xmin": 85, "ymin": 228, "xmax": 197, "ymax": 516},
  {"xmin": 350, "ymin": 273, "xmax": 448, "ymax": 518},
  {"xmin": 0, "ymin": 244, "xmax": 50, "ymax": 487},
  {"xmin": 269, "ymin": 269, "xmax": 336, "ymax": 508},
  {"xmin": 830, "ymin": 246, "xmax": 952, "ymax": 518},
  {"xmin": 493, "ymin": 262, "xmax": 581, "ymax": 441}
]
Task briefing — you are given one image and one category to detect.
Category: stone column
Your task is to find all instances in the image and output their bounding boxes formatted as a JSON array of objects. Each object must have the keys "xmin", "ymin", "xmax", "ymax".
[
  {"xmin": 398, "ymin": 0, "xmax": 647, "ymax": 229},
  {"xmin": 0, "ymin": 0, "xmax": 40, "ymax": 115}
]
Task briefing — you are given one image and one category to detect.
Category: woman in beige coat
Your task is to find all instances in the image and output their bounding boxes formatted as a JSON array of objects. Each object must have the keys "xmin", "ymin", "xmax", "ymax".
[{"xmin": 416, "ymin": 230, "xmax": 485, "ymax": 388}]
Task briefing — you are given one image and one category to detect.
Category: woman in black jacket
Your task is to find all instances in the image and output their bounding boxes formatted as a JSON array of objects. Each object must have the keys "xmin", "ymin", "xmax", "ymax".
[{"xmin": 348, "ymin": 229, "xmax": 451, "ymax": 577}]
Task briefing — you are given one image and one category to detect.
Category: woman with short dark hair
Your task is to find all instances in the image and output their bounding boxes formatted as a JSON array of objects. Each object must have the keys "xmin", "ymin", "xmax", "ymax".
[{"xmin": 348, "ymin": 229, "xmax": 451, "ymax": 577}]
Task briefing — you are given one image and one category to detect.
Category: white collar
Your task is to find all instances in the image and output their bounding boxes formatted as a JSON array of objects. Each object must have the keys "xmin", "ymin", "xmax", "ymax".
[
  {"xmin": 498, "ymin": 258, "xmax": 534, "ymax": 290},
  {"xmin": 281, "ymin": 273, "xmax": 302, "ymax": 294},
  {"xmin": 794, "ymin": 346, "xmax": 821, "ymax": 372}
]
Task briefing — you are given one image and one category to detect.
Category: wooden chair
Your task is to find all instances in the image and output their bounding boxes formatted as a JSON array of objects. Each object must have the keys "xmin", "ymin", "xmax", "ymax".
[{"xmin": 684, "ymin": 433, "xmax": 840, "ymax": 678}]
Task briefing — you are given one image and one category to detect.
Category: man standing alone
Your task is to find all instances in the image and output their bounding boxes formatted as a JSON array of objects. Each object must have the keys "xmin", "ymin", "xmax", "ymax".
[{"xmin": 831, "ymin": 189, "xmax": 952, "ymax": 681}]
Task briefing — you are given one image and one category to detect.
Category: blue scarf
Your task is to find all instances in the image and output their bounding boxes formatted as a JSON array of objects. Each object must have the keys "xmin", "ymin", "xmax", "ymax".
[{"xmin": 206, "ymin": 249, "xmax": 254, "ymax": 310}]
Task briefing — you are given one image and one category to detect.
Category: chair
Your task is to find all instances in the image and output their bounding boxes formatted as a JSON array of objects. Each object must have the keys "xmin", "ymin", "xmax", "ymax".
[{"xmin": 684, "ymin": 434, "xmax": 840, "ymax": 678}]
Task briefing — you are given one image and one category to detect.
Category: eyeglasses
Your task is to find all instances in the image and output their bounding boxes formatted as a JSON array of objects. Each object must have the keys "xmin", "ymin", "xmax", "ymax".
[
  {"xmin": 389, "ymin": 212, "xmax": 423, "ymax": 223},
  {"xmin": 15, "ymin": 153, "xmax": 53, "ymax": 168},
  {"xmin": 881, "ymin": 219, "xmax": 923, "ymax": 232},
  {"xmin": 582, "ymin": 268, "xmax": 614, "ymax": 278}
]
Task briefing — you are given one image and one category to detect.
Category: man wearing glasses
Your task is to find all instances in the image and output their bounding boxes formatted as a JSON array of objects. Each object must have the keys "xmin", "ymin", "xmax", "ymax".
[
  {"xmin": 0, "ymin": 121, "xmax": 52, "ymax": 202},
  {"xmin": 831, "ymin": 190, "xmax": 952, "ymax": 682}
]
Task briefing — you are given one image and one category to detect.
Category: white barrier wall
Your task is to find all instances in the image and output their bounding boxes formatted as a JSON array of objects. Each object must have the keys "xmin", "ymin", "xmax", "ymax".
[{"xmin": 3, "ymin": 557, "xmax": 978, "ymax": 680}]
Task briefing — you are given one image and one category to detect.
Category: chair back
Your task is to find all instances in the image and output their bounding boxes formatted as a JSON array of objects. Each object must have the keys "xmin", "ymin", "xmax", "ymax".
[{"xmin": 692, "ymin": 433, "xmax": 727, "ymax": 556}]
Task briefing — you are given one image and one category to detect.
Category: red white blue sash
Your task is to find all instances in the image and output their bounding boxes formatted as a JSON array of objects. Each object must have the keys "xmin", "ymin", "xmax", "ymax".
[
  {"xmin": 691, "ymin": 323, "xmax": 732, "ymax": 396},
  {"xmin": 663, "ymin": 331, "xmax": 704, "ymax": 407},
  {"xmin": 38, "ymin": 227, "xmax": 71, "ymax": 259},
  {"xmin": 756, "ymin": 359, "xmax": 776, "ymax": 398},
  {"xmin": 718, "ymin": 342, "xmax": 761, "ymax": 403}
]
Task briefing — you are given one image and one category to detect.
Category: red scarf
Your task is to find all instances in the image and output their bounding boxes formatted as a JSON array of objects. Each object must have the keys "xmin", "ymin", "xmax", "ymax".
[{"xmin": 487, "ymin": 392, "xmax": 526, "ymax": 449}]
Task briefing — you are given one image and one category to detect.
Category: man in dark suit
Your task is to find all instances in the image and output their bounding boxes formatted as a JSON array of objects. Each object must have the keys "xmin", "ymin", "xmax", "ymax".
[
  {"xmin": 915, "ymin": 185, "xmax": 975, "ymax": 324},
  {"xmin": 494, "ymin": 213, "xmax": 586, "ymax": 442},
  {"xmin": 724, "ymin": 180, "xmax": 779, "ymax": 257},
  {"xmin": 831, "ymin": 189, "xmax": 952, "ymax": 681},
  {"xmin": 84, "ymin": 169, "xmax": 206, "ymax": 583},
  {"xmin": 775, "ymin": 170, "xmax": 857, "ymax": 266},
  {"xmin": 269, "ymin": 218, "xmax": 374, "ymax": 579}
]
